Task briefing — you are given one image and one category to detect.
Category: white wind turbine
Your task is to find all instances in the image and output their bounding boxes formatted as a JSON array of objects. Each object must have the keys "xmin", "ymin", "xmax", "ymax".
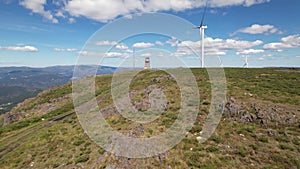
[
  {"xmin": 132, "ymin": 48, "xmax": 135, "ymax": 69},
  {"xmin": 218, "ymin": 56, "xmax": 224, "ymax": 67},
  {"xmin": 243, "ymin": 55, "xmax": 249, "ymax": 68},
  {"xmin": 196, "ymin": 3, "xmax": 208, "ymax": 68}
]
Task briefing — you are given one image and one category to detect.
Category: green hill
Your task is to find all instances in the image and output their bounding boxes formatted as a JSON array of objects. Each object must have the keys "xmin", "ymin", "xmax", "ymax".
[{"xmin": 0, "ymin": 68, "xmax": 299, "ymax": 169}]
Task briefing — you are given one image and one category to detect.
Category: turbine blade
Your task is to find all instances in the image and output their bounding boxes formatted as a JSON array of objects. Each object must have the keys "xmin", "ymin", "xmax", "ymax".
[{"xmin": 200, "ymin": 2, "xmax": 208, "ymax": 27}]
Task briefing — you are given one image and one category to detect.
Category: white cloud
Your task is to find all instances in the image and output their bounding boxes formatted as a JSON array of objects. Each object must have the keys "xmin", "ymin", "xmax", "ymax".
[
  {"xmin": 94, "ymin": 40, "xmax": 118, "ymax": 46},
  {"xmin": 105, "ymin": 52, "xmax": 123, "ymax": 57},
  {"xmin": 166, "ymin": 37, "xmax": 179, "ymax": 47},
  {"xmin": 116, "ymin": 44, "xmax": 129, "ymax": 50},
  {"xmin": 155, "ymin": 41, "xmax": 164, "ymax": 46},
  {"xmin": 0, "ymin": 45, "xmax": 38, "ymax": 52},
  {"xmin": 141, "ymin": 53, "xmax": 152, "ymax": 57},
  {"xmin": 132, "ymin": 42, "xmax": 154, "ymax": 48},
  {"xmin": 263, "ymin": 42, "xmax": 292, "ymax": 49},
  {"xmin": 78, "ymin": 51, "xmax": 100, "ymax": 57},
  {"xmin": 17, "ymin": 0, "xmax": 272, "ymax": 23},
  {"xmin": 20, "ymin": 0, "xmax": 58, "ymax": 23},
  {"xmin": 64, "ymin": 0, "xmax": 140, "ymax": 22},
  {"xmin": 263, "ymin": 34, "xmax": 300, "ymax": 50},
  {"xmin": 78, "ymin": 51, "xmax": 126, "ymax": 58},
  {"xmin": 236, "ymin": 49, "xmax": 264, "ymax": 55},
  {"xmin": 233, "ymin": 24, "xmax": 281, "ymax": 35},
  {"xmin": 68, "ymin": 18, "xmax": 76, "ymax": 24},
  {"xmin": 18, "ymin": 0, "xmax": 270, "ymax": 23},
  {"xmin": 281, "ymin": 34, "xmax": 300, "ymax": 46},
  {"xmin": 55, "ymin": 10, "xmax": 65, "ymax": 18},
  {"xmin": 175, "ymin": 37, "xmax": 263, "ymax": 56},
  {"xmin": 54, "ymin": 48, "xmax": 78, "ymax": 52},
  {"xmin": 208, "ymin": 0, "xmax": 271, "ymax": 7}
]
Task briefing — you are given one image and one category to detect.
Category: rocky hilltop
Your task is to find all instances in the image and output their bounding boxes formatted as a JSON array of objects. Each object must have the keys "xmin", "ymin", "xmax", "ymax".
[{"xmin": 0, "ymin": 68, "xmax": 299, "ymax": 169}]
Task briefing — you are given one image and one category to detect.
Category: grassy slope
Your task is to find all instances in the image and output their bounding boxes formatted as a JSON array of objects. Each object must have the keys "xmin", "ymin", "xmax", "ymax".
[{"xmin": 0, "ymin": 68, "xmax": 299, "ymax": 169}]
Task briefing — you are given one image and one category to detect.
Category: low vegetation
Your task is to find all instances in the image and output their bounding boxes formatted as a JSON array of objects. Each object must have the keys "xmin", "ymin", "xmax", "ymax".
[{"xmin": 0, "ymin": 68, "xmax": 299, "ymax": 168}]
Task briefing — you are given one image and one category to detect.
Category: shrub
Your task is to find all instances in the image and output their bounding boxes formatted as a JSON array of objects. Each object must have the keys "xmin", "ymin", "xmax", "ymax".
[
  {"xmin": 98, "ymin": 148, "xmax": 106, "ymax": 155},
  {"xmin": 206, "ymin": 146, "xmax": 218, "ymax": 152},
  {"xmin": 238, "ymin": 147, "xmax": 247, "ymax": 157},
  {"xmin": 258, "ymin": 137, "xmax": 268, "ymax": 143},
  {"xmin": 73, "ymin": 137, "xmax": 85, "ymax": 146},
  {"xmin": 249, "ymin": 144, "xmax": 258, "ymax": 150},
  {"xmin": 279, "ymin": 144, "xmax": 294, "ymax": 151},
  {"xmin": 52, "ymin": 163, "xmax": 60, "ymax": 168},
  {"xmin": 75, "ymin": 155, "xmax": 89, "ymax": 164},
  {"xmin": 211, "ymin": 136, "xmax": 222, "ymax": 144}
]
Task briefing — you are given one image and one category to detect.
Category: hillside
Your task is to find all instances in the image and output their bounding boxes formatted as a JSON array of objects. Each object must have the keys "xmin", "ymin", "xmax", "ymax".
[
  {"xmin": 0, "ymin": 66, "xmax": 116, "ymax": 114},
  {"xmin": 0, "ymin": 68, "xmax": 299, "ymax": 169}
]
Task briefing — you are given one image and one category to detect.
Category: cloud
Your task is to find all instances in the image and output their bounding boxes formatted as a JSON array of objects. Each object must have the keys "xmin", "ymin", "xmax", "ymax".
[
  {"xmin": 0, "ymin": 45, "xmax": 38, "ymax": 52},
  {"xmin": 236, "ymin": 49, "xmax": 264, "ymax": 55},
  {"xmin": 78, "ymin": 51, "xmax": 127, "ymax": 58},
  {"xmin": 155, "ymin": 41, "xmax": 164, "ymax": 46},
  {"xmin": 68, "ymin": 18, "xmax": 76, "ymax": 24},
  {"xmin": 175, "ymin": 37, "xmax": 263, "ymax": 56},
  {"xmin": 94, "ymin": 40, "xmax": 118, "ymax": 46},
  {"xmin": 115, "ymin": 43, "xmax": 133, "ymax": 53},
  {"xmin": 64, "ymin": 0, "xmax": 139, "ymax": 22},
  {"xmin": 78, "ymin": 51, "xmax": 98, "ymax": 56},
  {"xmin": 210, "ymin": 0, "xmax": 271, "ymax": 7},
  {"xmin": 20, "ymin": 0, "xmax": 58, "ymax": 23},
  {"xmin": 53, "ymin": 48, "xmax": 78, "ymax": 52},
  {"xmin": 141, "ymin": 53, "xmax": 152, "ymax": 57},
  {"xmin": 263, "ymin": 34, "xmax": 300, "ymax": 50},
  {"xmin": 19, "ymin": 0, "xmax": 271, "ymax": 23},
  {"xmin": 166, "ymin": 37, "xmax": 180, "ymax": 47},
  {"xmin": 233, "ymin": 24, "xmax": 281, "ymax": 35},
  {"xmin": 116, "ymin": 44, "xmax": 129, "ymax": 50},
  {"xmin": 105, "ymin": 52, "xmax": 123, "ymax": 57},
  {"xmin": 132, "ymin": 42, "xmax": 154, "ymax": 48}
]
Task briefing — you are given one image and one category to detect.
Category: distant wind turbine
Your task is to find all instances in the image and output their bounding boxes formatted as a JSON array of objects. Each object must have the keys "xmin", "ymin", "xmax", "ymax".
[
  {"xmin": 243, "ymin": 55, "xmax": 249, "ymax": 68},
  {"xmin": 132, "ymin": 48, "xmax": 135, "ymax": 69},
  {"xmin": 196, "ymin": 3, "xmax": 208, "ymax": 68},
  {"xmin": 218, "ymin": 56, "xmax": 223, "ymax": 67}
]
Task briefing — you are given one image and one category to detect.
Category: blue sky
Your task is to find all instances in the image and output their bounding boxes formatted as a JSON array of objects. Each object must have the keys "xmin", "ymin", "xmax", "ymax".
[{"xmin": 0, "ymin": 0, "xmax": 299, "ymax": 68}]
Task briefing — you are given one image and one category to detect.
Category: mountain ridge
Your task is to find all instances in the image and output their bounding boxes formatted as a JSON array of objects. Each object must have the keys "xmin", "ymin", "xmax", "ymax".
[{"xmin": 0, "ymin": 65, "xmax": 117, "ymax": 114}]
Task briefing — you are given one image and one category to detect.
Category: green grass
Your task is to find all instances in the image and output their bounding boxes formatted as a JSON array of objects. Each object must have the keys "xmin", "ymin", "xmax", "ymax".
[{"xmin": 0, "ymin": 68, "xmax": 299, "ymax": 168}]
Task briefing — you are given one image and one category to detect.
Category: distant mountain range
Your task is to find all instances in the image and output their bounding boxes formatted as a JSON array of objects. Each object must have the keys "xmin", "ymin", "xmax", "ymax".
[{"xmin": 0, "ymin": 65, "xmax": 117, "ymax": 114}]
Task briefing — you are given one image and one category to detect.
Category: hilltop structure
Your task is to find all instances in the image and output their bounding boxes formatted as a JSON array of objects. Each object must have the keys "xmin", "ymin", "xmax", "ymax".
[{"xmin": 144, "ymin": 57, "xmax": 150, "ymax": 70}]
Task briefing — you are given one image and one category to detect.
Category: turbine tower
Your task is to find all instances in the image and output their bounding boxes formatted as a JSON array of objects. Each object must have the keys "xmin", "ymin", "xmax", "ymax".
[
  {"xmin": 243, "ymin": 56, "xmax": 249, "ymax": 68},
  {"xmin": 218, "ymin": 56, "xmax": 223, "ymax": 67},
  {"xmin": 132, "ymin": 48, "xmax": 135, "ymax": 69},
  {"xmin": 197, "ymin": 3, "xmax": 208, "ymax": 68}
]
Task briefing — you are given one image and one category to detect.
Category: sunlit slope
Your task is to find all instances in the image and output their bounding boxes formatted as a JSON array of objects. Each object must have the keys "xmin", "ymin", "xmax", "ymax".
[{"xmin": 0, "ymin": 68, "xmax": 299, "ymax": 169}]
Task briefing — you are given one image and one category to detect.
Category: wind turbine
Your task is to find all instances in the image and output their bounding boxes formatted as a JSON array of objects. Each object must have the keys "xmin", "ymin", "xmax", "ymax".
[
  {"xmin": 196, "ymin": 3, "xmax": 208, "ymax": 68},
  {"xmin": 132, "ymin": 48, "xmax": 135, "ymax": 69},
  {"xmin": 243, "ymin": 55, "xmax": 249, "ymax": 68},
  {"xmin": 218, "ymin": 56, "xmax": 223, "ymax": 67}
]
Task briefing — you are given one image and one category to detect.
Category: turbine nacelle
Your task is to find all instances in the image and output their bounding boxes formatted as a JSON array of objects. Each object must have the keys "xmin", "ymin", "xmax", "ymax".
[{"xmin": 196, "ymin": 25, "xmax": 208, "ymax": 29}]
